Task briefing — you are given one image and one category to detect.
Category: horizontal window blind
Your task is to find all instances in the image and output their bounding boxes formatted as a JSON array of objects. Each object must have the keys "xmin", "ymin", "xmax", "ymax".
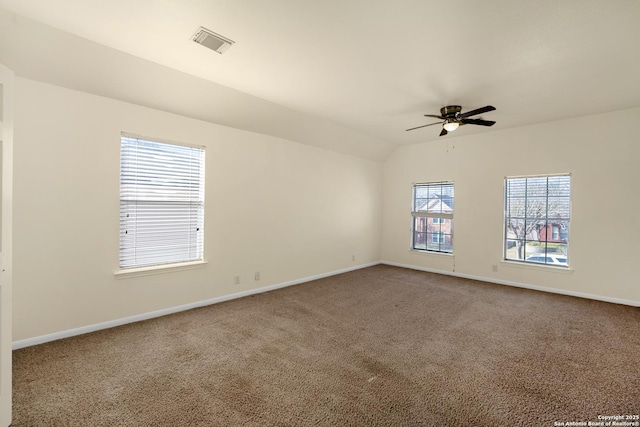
[{"xmin": 120, "ymin": 135, "xmax": 205, "ymax": 269}]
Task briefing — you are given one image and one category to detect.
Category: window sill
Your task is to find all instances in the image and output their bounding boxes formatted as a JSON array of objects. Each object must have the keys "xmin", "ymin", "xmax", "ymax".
[
  {"xmin": 409, "ymin": 249, "xmax": 454, "ymax": 256},
  {"xmin": 500, "ymin": 260, "xmax": 573, "ymax": 274},
  {"xmin": 115, "ymin": 260, "xmax": 207, "ymax": 279}
]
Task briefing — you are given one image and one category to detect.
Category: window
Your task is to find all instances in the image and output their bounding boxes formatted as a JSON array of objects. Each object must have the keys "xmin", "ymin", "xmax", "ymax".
[
  {"xmin": 120, "ymin": 134, "xmax": 205, "ymax": 269},
  {"xmin": 411, "ymin": 182, "xmax": 454, "ymax": 253},
  {"xmin": 504, "ymin": 174, "xmax": 570, "ymax": 266}
]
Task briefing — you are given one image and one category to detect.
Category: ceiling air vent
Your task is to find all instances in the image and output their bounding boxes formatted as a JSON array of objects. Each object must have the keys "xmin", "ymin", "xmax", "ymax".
[{"xmin": 192, "ymin": 27, "xmax": 234, "ymax": 54}]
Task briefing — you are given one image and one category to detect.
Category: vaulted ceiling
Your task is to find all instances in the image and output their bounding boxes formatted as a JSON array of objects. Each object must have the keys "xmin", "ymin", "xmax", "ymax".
[{"xmin": 1, "ymin": 0, "xmax": 639, "ymax": 161}]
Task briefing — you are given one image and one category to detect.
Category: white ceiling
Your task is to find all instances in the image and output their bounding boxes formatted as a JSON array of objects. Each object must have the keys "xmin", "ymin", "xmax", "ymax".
[{"xmin": 1, "ymin": 0, "xmax": 639, "ymax": 161}]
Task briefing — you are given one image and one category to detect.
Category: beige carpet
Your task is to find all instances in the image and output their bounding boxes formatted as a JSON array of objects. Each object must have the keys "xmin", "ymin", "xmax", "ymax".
[{"xmin": 12, "ymin": 265, "xmax": 640, "ymax": 426}]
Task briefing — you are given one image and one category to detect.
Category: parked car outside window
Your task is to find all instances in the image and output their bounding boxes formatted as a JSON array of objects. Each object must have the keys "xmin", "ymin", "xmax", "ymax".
[{"xmin": 525, "ymin": 255, "xmax": 568, "ymax": 266}]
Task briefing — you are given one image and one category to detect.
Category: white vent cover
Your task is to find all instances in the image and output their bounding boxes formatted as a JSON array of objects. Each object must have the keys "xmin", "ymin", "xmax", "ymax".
[{"xmin": 192, "ymin": 27, "xmax": 234, "ymax": 54}]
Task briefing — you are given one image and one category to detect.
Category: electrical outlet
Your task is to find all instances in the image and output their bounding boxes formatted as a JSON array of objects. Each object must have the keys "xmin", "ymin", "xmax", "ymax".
[
  {"xmin": 492, "ymin": 265, "xmax": 498, "ymax": 272},
  {"xmin": 254, "ymin": 271, "xmax": 260, "ymax": 281},
  {"xmin": 352, "ymin": 255, "xmax": 356, "ymax": 262},
  {"xmin": 234, "ymin": 275, "xmax": 240, "ymax": 285}
]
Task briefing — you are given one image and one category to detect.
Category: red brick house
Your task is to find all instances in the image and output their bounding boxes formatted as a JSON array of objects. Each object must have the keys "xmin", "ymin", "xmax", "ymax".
[
  {"xmin": 413, "ymin": 198, "xmax": 453, "ymax": 252},
  {"xmin": 538, "ymin": 223, "xmax": 567, "ymax": 243}
]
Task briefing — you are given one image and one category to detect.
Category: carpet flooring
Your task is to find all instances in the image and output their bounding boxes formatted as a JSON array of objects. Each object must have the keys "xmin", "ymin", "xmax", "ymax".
[{"xmin": 12, "ymin": 265, "xmax": 640, "ymax": 426}]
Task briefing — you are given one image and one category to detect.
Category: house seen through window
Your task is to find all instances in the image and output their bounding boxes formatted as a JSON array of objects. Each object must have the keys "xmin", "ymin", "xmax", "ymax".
[
  {"xmin": 119, "ymin": 134, "xmax": 205, "ymax": 269},
  {"xmin": 411, "ymin": 182, "xmax": 454, "ymax": 253},
  {"xmin": 504, "ymin": 174, "xmax": 570, "ymax": 267}
]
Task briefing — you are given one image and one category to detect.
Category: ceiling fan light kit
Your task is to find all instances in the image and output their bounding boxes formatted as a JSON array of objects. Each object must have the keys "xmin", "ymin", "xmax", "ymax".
[
  {"xmin": 406, "ymin": 105, "xmax": 496, "ymax": 136},
  {"xmin": 443, "ymin": 120, "xmax": 459, "ymax": 132}
]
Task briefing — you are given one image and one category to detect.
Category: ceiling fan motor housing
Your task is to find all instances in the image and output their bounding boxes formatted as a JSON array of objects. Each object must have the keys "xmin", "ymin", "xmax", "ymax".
[{"xmin": 441, "ymin": 105, "xmax": 462, "ymax": 118}]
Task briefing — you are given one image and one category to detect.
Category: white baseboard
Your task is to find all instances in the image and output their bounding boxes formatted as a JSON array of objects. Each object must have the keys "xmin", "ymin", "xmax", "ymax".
[
  {"xmin": 382, "ymin": 261, "xmax": 640, "ymax": 307},
  {"xmin": 14, "ymin": 260, "xmax": 638, "ymax": 349},
  {"xmin": 12, "ymin": 261, "xmax": 379, "ymax": 350}
]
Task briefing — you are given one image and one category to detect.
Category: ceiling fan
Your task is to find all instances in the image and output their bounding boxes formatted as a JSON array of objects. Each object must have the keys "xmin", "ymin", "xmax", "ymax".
[{"xmin": 406, "ymin": 105, "xmax": 496, "ymax": 136}]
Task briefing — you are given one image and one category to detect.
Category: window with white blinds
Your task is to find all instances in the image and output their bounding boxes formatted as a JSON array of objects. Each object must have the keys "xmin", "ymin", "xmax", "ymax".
[{"xmin": 119, "ymin": 134, "xmax": 205, "ymax": 269}]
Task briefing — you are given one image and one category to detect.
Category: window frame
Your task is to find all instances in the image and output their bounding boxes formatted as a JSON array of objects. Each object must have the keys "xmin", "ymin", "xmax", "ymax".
[
  {"xmin": 411, "ymin": 181, "xmax": 454, "ymax": 254},
  {"xmin": 503, "ymin": 174, "xmax": 571, "ymax": 268},
  {"xmin": 118, "ymin": 133, "xmax": 206, "ymax": 271}
]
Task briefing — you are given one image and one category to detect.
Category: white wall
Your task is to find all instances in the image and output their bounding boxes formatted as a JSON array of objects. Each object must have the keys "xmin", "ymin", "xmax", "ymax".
[
  {"xmin": 12, "ymin": 76, "xmax": 639, "ymax": 342},
  {"xmin": 382, "ymin": 107, "xmax": 640, "ymax": 304},
  {"xmin": 13, "ymin": 78, "xmax": 382, "ymax": 341}
]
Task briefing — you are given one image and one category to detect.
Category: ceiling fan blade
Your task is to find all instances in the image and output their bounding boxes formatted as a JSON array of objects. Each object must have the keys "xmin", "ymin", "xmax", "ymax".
[
  {"xmin": 459, "ymin": 105, "xmax": 496, "ymax": 118},
  {"xmin": 439, "ymin": 128, "xmax": 448, "ymax": 137},
  {"xmin": 405, "ymin": 121, "xmax": 443, "ymax": 131},
  {"xmin": 460, "ymin": 118, "xmax": 496, "ymax": 126},
  {"xmin": 424, "ymin": 114, "xmax": 444, "ymax": 119}
]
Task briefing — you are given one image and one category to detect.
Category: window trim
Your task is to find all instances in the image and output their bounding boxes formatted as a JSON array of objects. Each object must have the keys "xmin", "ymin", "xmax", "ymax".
[
  {"xmin": 411, "ymin": 181, "xmax": 454, "ymax": 254},
  {"xmin": 500, "ymin": 258, "xmax": 574, "ymax": 273},
  {"xmin": 503, "ymin": 173, "xmax": 571, "ymax": 268},
  {"xmin": 119, "ymin": 133, "xmax": 206, "ymax": 270},
  {"xmin": 115, "ymin": 260, "xmax": 207, "ymax": 278}
]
